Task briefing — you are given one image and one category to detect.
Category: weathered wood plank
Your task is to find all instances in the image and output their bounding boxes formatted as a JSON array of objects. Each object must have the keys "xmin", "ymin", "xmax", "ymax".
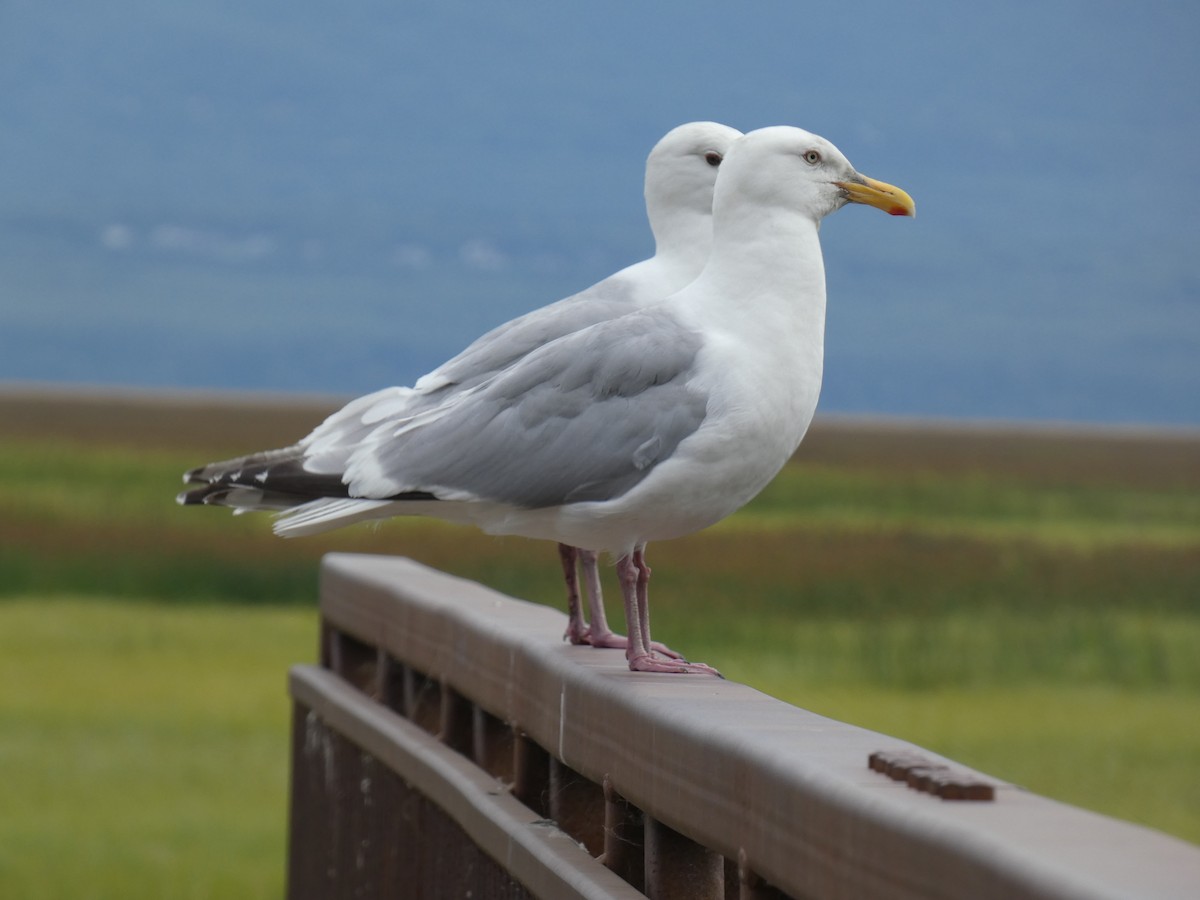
[{"xmin": 305, "ymin": 553, "xmax": 1200, "ymax": 900}]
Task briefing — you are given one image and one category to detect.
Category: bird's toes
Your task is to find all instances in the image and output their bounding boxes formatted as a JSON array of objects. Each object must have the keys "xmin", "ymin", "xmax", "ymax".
[
  {"xmin": 585, "ymin": 631, "xmax": 630, "ymax": 650},
  {"xmin": 564, "ymin": 624, "xmax": 593, "ymax": 645},
  {"xmin": 627, "ymin": 654, "xmax": 722, "ymax": 676},
  {"xmin": 647, "ymin": 641, "xmax": 686, "ymax": 660}
]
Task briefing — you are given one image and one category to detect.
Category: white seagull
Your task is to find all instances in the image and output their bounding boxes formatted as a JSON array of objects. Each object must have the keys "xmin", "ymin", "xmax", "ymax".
[
  {"xmin": 182, "ymin": 121, "xmax": 742, "ymax": 654},
  {"xmin": 180, "ymin": 125, "xmax": 914, "ymax": 674}
]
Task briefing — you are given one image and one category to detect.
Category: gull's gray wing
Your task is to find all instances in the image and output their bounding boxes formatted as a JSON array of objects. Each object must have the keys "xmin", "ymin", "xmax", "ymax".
[
  {"xmin": 292, "ymin": 276, "xmax": 643, "ymax": 477},
  {"xmin": 414, "ymin": 275, "xmax": 639, "ymax": 393},
  {"xmin": 345, "ymin": 306, "xmax": 708, "ymax": 509}
]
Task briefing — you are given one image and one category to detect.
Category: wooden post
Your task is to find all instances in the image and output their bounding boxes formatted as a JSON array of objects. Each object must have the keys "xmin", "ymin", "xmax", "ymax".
[
  {"xmin": 549, "ymin": 758, "xmax": 605, "ymax": 856},
  {"xmin": 602, "ymin": 777, "xmax": 645, "ymax": 891},
  {"xmin": 512, "ymin": 731, "xmax": 551, "ymax": 818},
  {"xmin": 472, "ymin": 705, "xmax": 515, "ymax": 782},
  {"xmin": 644, "ymin": 815, "xmax": 724, "ymax": 900}
]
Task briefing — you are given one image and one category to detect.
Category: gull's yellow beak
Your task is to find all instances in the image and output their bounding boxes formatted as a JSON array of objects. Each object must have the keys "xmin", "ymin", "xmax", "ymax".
[{"xmin": 835, "ymin": 175, "xmax": 916, "ymax": 218}]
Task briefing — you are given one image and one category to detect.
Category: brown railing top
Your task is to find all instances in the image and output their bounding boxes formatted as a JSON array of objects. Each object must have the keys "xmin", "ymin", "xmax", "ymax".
[{"xmin": 319, "ymin": 553, "xmax": 1200, "ymax": 900}]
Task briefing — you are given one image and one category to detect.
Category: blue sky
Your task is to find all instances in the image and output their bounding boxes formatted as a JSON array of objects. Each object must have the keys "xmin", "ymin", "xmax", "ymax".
[{"xmin": 1, "ymin": 1, "xmax": 1197, "ymax": 424}]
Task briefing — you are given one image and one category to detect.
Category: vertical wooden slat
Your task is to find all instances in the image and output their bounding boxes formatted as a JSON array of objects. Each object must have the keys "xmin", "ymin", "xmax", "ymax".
[
  {"xmin": 319, "ymin": 619, "xmax": 334, "ymax": 669},
  {"xmin": 440, "ymin": 682, "xmax": 474, "ymax": 755},
  {"xmin": 403, "ymin": 665, "xmax": 440, "ymax": 733},
  {"xmin": 512, "ymin": 731, "xmax": 551, "ymax": 818},
  {"xmin": 286, "ymin": 701, "xmax": 323, "ymax": 900},
  {"xmin": 328, "ymin": 627, "xmax": 377, "ymax": 696},
  {"xmin": 549, "ymin": 757, "xmax": 606, "ymax": 856},
  {"xmin": 376, "ymin": 650, "xmax": 405, "ymax": 715},
  {"xmin": 602, "ymin": 777, "xmax": 646, "ymax": 892},
  {"xmin": 644, "ymin": 815, "xmax": 724, "ymax": 900},
  {"xmin": 473, "ymin": 705, "xmax": 516, "ymax": 782}
]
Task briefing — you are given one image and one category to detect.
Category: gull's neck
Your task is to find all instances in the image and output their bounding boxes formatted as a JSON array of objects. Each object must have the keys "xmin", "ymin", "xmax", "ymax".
[
  {"xmin": 649, "ymin": 204, "xmax": 714, "ymax": 283},
  {"xmin": 687, "ymin": 205, "xmax": 827, "ymax": 334},
  {"xmin": 678, "ymin": 201, "xmax": 829, "ymax": 447}
]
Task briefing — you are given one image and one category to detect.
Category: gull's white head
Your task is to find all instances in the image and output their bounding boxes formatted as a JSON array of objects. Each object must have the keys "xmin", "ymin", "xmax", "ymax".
[
  {"xmin": 643, "ymin": 121, "xmax": 744, "ymax": 253},
  {"xmin": 715, "ymin": 125, "xmax": 915, "ymax": 225}
]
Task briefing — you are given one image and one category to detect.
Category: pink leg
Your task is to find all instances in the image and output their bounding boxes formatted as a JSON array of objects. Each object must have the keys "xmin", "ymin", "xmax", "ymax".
[
  {"xmin": 559, "ymin": 544, "xmax": 591, "ymax": 645},
  {"xmin": 577, "ymin": 548, "xmax": 683, "ymax": 659},
  {"xmin": 634, "ymin": 546, "xmax": 653, "ymax": 650},
  {"xmin": 616, "ymin": 550, "xmax": 721, "ymax": 676},
  {"xmin": 580, "ymin": 549, "xmax": 616, "ymax": 642}
]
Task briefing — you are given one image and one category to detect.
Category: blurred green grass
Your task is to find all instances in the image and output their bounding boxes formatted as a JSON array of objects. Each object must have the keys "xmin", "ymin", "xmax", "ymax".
[
  {"xmin": 1, "ymin": 392, "xmax": 1198, "ymax": 897},
  {"xmin": 0, "ymin": 598, "xmax": 313, "ymax": 900}
]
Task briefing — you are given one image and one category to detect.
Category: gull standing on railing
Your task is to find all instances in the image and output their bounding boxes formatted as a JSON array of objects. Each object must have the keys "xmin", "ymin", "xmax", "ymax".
[
  {"xmin": 181, "ymin": 125, "xmax": 914, "ymax": 674},
  {"xmin": 182, "ymin": 122, "xmax": 742, "ymax": 654}
]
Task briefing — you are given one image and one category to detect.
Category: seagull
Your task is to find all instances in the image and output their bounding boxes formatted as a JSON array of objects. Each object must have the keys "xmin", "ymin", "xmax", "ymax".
[
  {"xmin": 181, "ymin": 121, "xmax": 742, "ymax": 653},
  {"xmin": 180, "ymin": 125, "xmax": 914, "ymax": 674}
]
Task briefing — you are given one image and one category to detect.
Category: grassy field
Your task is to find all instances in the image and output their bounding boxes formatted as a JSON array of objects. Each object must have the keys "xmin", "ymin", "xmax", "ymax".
[
  {"xmin": 2, "ymin": 386, "xmax": 1198, "ymax": 897},
  {"xmin": 0, "ymin": 599, "xmax": 313, "ymax": 899}
]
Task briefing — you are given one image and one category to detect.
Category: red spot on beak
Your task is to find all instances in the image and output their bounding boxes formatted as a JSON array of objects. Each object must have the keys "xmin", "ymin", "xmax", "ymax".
[{"xmin": 888, "ymin": 205, "xmax": 910, "ymax": 217}]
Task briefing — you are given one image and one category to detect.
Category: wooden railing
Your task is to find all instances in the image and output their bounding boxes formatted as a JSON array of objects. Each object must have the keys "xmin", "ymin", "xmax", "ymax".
[{"xmin": 286, "ymin": 554, "xmax": 1200, "ymax": 899}]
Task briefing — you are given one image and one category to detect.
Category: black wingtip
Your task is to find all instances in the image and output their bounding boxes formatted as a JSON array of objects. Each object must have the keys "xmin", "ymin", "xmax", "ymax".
[
  {"xmin": 177, "ymin": 484, "xmax": 229, "ymax": 506},
  {"xmin": 182, "ymin": 466, "xmax": 207, "ymax": 485},
  {"xmin": 176, "ymin": 487, "xmax": 205, "ymax": 506}
]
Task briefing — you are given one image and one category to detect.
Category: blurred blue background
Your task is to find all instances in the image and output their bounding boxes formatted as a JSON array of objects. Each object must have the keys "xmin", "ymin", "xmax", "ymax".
[{"xmin": 2, "ymin": 1, "xmax": 1197, "ymax": 424}]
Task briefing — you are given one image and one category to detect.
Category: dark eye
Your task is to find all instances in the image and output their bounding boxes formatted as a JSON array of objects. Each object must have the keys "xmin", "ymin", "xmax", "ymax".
[
  {"xmin": 803, "ymin": 150, "xmax": 822, "ymax": 165},
  {"xmin": 704, "ymin": 151, "xmax": 723, "ymax": 167}
]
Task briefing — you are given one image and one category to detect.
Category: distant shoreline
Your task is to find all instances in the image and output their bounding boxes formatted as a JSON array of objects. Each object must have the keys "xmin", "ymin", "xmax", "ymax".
[
  {"xmin": 4, "ymin": 378, "xmax": 1198, "ymax": 493},
  {"xmin": 5, "ymin": 378, "xmax": 1198, "ymax": 441}
]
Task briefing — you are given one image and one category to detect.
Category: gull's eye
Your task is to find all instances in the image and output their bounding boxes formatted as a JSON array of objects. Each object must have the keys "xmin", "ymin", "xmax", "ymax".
[
  {"xmin": 803, "ymin": 149, "xmax": 822, "ymax": 165},
  {"xmin": 704, "ymin": 151, "xmax": 723, "ymax": 167}
]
